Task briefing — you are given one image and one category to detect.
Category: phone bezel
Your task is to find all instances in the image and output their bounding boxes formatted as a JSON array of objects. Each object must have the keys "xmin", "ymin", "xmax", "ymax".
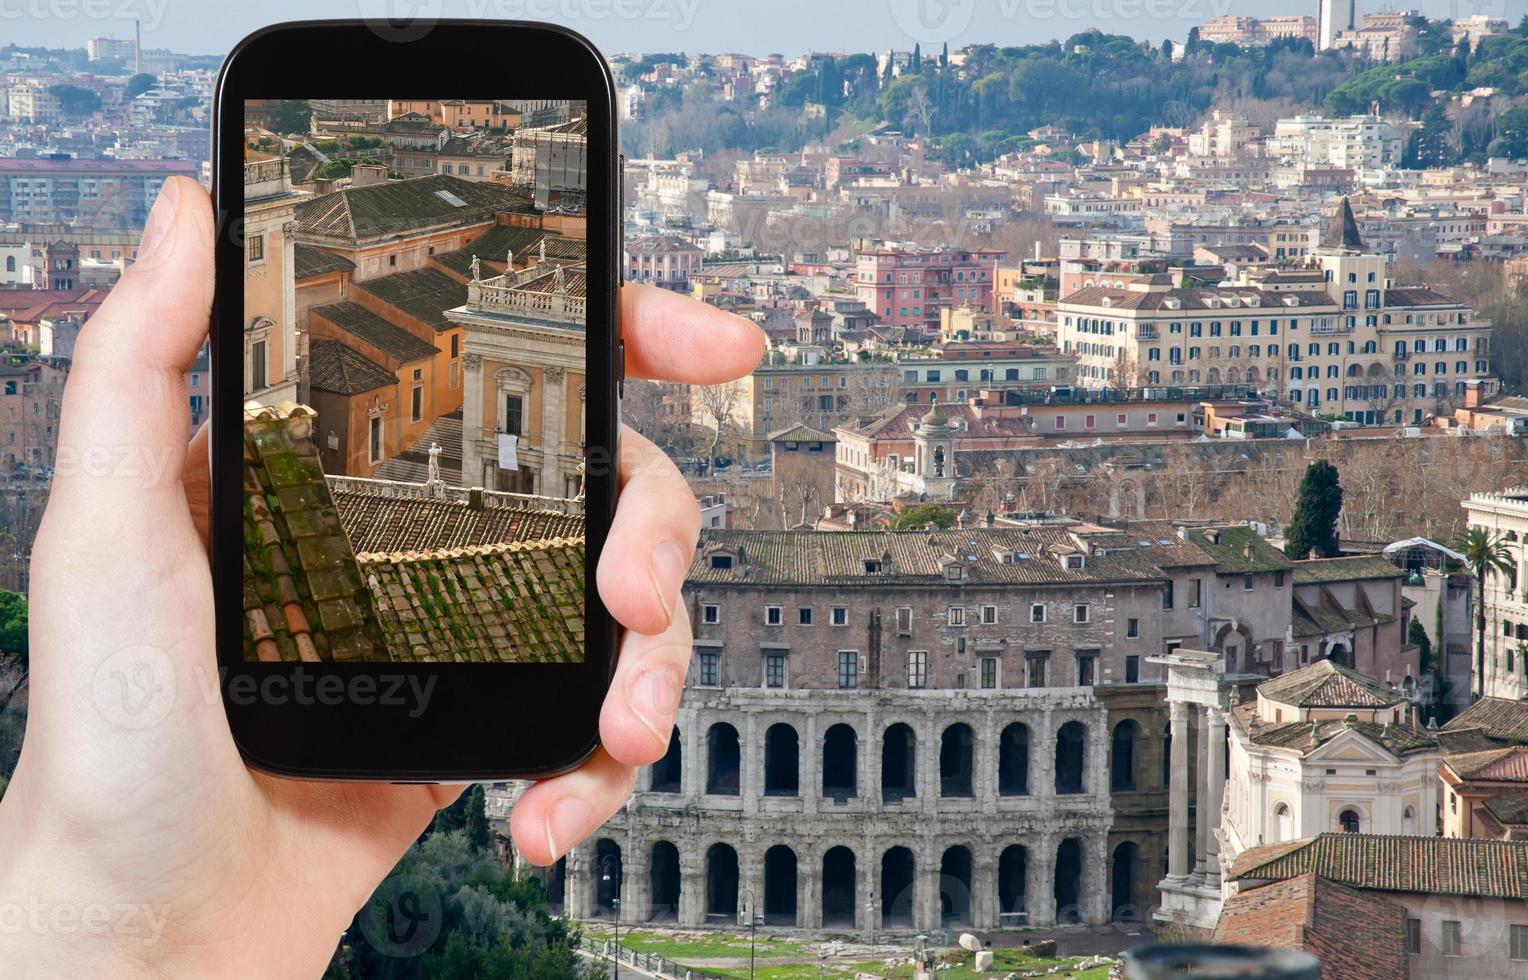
[{"xmin": 212, "ymin": 19, "xmax": 621, "ymax": 781}]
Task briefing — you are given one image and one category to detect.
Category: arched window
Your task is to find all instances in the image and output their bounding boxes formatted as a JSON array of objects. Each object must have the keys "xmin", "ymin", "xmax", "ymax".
[
  {"xmin": 1055, "ymin": 721, "xmax": 1086, "ymax": 795},
  {"xmin": 1274, "ymin": 802, "xmax": 1292, "ymax": 843},
  {"xmin": 1110, "ymin": 720, "xmax": 1138, "ymax": 792},
  {"xmin": 1339, "ymin": 809, "xmax": 1361, "ymax": 834}
]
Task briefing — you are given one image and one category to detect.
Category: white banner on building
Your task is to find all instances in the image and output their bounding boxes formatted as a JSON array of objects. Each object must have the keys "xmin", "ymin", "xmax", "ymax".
[{"xmin": 497, "ymin": 433, "xmax": 519, "ymax": 471}]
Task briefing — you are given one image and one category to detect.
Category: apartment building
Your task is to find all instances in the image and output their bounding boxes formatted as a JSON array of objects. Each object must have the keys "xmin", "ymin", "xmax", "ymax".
[
  {"xmin": 0, "ymin": 157, "xmax": 199, "ymax": 227},
  {"xmin": 855, "ymin": 245, "xmax": 1008, "ymax": 330},
  {"xmin": 1057, "ymin": 200, "xmax": 1494, "ymax": 425}
]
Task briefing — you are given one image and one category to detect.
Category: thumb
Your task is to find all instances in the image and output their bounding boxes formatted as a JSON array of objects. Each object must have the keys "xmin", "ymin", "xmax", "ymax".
[{"xmin": 47, "ymin": 176, "xmax": 214, "ymax": 515}]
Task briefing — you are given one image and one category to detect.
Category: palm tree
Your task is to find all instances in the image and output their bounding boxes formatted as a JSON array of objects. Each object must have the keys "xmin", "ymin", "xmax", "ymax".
[{"xmin": 1454, "ymin": 527, "xmax": 1515, "ymax": 701}]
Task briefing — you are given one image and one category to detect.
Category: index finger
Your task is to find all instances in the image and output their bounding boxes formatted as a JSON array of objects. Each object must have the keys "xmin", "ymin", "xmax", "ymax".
[{"xmin": 621, "ymin": 283, "xmax": 765, "ymax": 384}]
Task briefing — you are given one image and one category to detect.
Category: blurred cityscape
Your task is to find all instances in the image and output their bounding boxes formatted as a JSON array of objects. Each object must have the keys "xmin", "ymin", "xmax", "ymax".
[{"xmin": 4, "ymin": 7, "xmax": 1528, "ymax": 978}]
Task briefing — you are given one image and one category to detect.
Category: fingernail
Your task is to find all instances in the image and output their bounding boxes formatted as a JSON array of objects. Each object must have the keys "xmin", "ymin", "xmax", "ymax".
[
  {"xmin": 630, "ymin": 667, "xmax": 680, "ymax": 741},
  {"xmin": 648, "ymin": 540, "xmax": 686, "ymax": 629},
  {"xmin": 545, "ymin": 796, "xmax": 590, "ymax": 862},
  {"xmin": 136, "ymin": 178, "xmax": 180, "ymax": 265}
]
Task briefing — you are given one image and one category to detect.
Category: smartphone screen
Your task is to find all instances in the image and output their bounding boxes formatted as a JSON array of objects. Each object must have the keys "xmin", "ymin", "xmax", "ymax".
[{"xmin": 239, "ymin": 98, "xmax": 589, "ymax": 666}]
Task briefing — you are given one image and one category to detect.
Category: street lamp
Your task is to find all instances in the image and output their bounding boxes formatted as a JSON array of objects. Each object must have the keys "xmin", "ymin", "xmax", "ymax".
[
  {"xmin": 739, "ymin": 890, "xmax": 764, "ymax": 980},
  {"xmin": 866, "ymin": 887, "xmax": 877, "ymax": 947},
  {"xmin": 598, "ymin": 854, "xmax": 622, "ymax": 979}
]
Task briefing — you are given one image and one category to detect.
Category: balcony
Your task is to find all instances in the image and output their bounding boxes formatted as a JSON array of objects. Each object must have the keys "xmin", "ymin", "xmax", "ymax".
[
  {"xmin": 243, "ymin": 157, "xmax": 290, "ymax": 202},
  {"xmin": 466, "ymin": 263, "xmax": 586, "ymax": 324}
]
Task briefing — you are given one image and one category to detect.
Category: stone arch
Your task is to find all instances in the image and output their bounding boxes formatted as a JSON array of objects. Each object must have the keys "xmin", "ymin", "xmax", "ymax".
[
  {"xmin": 880, "ymin": 846, "xmax": 916, "ymax": 927},
  {"xmin": 705, "ymin": 843, "xmax": 739, "ymax": 921},
  {"xmin": 763, "ymin": 844, "xmax": 798, "ymax": 925},
  {"xmin": 1338, "ymin": 808, "xmax": 1361, "ymax": 833},
  {"xmin": 822, "ymin": 723, "xmax": 858, "ymax": 798},
  {"xmin": 1403, "ymin": 805, "xmax": 1416, "ymax": 835},
  {"xmin": 939, "ymin": 722, "xmax": 975, "ymax": 797},
  {"xmin": 1055, "ymin": 720, "xmax": 1086, "ymax": 795},
  {"xmin": 764, "ymin": 722, "xmax": 800, "ymax": 796},
  {"xmin": 821, "ymin": 846, "xmax": 857, "ymax": 926},
  {"xmin": 998, "ymin": 845, "xmax": 1027, "ymax": 922},
  {"xmin": 1110, "ymin": 719, "xmax": 1140, "ymax": 792},
  {"xmin": 1054, "ymin": 838, "xmax": 1083, "ymax": 924},
  {"xmin": 649, "ymin": 725, "xmax": 681, "ymax": 793},
  {"xmin": 939, "ymin": 845, "xmax": 974, "ymax": 926},
  {"xmin": 999, "ymin": 722, "xmax": 1030, "ymax": 796},
  {"xmin": 706, "ymin": 722, "xmax": 741, "ymax": 795},
  {"xmin": 594, "ymin": 838, "xmax": 622, "ymax": 918},
  {"xmin": 1111, "ymin": 841, "xmax": 1140, "ymax": 921},
  {"xmin": 1213, "ymin": 621, "xmax": 1257, "ymax": 674},
  {"xmin": 649, "ymin": 841, "xmax": 680, "ymax": 921},
  {"xmin": 882, "ymin": 722, "xmax": 917, "ymax": 802}
]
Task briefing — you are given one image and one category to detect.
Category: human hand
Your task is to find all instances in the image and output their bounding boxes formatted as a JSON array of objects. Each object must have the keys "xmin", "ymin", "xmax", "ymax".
[{"xmin": 0, "ymin": 177, "xmax": 763, "ymax": 977}]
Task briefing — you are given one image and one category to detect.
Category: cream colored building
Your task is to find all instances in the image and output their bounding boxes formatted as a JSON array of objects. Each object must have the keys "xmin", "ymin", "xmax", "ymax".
[
  {"xmin": 1056, "ymin": 200, "xmax": 1494, "ymax": 425},
  {"xmin": 450, "ymin": 259, "xmax": 587, "ymax": 499},
  {"xmin": 1461, "ymin": 490, "xmax": 1528, "ymax": 700},
  {"xmin": 243, "ymin": 155, "xmax": 301, "ymax": 406}
]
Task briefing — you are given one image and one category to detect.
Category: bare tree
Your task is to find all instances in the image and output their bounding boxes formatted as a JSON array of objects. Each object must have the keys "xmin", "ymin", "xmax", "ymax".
[{"xmin": 692, "ymin": 380, "xmax": 747, "ymax": 466}]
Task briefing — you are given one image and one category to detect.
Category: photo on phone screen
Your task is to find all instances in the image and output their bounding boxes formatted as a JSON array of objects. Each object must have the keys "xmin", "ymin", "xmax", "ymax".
[{"xmin": 239, "ymin": 98, "xmax": 588, "ymax": 665}]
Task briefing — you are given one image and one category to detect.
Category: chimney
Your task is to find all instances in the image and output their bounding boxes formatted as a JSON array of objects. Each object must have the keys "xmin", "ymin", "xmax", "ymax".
[
  {"xmin": 468, "ymin": 487, "xmax": 485, "ymax": 511},
  {"xmin": 1464, "ymin": 379, "xmax": 1485, "ymax": 409}
]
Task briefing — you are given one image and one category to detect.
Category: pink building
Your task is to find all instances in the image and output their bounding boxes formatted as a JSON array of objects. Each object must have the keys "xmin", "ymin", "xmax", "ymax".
[{"xmin": 854, "ymin": 245, "xmax": 1007, "ymax": 330}]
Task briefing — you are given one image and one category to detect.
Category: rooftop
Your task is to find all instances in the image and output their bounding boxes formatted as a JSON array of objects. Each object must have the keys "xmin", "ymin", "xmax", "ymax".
[
  {"xmin": 1257, "ymin": 658, "xmax": 1407, "ymax": 710},
  {"xmin": 1230, "ymin": 833, "xmax": 1528, "ymax": 900}
]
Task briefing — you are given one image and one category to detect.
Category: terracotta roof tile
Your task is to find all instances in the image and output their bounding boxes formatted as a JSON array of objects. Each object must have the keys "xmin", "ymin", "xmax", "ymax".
[
  {"xmin": 1257, "ymin": 659, "xmax": 1406, "ymax": 709},
  {"xmin": 1230, "ymin": 833, "xmax": 1528, "ymax": 899}
]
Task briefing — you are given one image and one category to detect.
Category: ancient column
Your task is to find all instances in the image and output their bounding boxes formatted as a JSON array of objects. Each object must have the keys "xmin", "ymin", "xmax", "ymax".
[
  {"xmin": 1083, "ymin": 833, "xmax": 1111, "ymax": 925},
  {"xmin": 1026, "ymin": 834, "xmax": 1057, "ymax": 928},
  {"xmin": 678, "ymin": 846, "xmax": 705, "ymax": 927},
  {"xmin": 621, "ymin": 842, "xmax": 647, "ymax": 925},
  {"xmin": 802, "ymin": 711, "xmax": 819, "ymax": 815},
  {"xmin": 1193, "ymin": 704, "xmax": 1209, "ymax": 879},
  {"xmin": 1205, "ymin": 706, "xmax": 1228, "ymax": 888},
  {"xmin": 1167, "ymin": 700, "xmax": 1191, "ymax": 881}
]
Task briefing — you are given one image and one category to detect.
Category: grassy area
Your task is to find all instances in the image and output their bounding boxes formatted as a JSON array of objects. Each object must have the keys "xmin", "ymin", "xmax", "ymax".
[
  {"xmin": 585, "ymin": 928, "xmax": 808, "ymax": 960},
  {"xmin": 582, "ymin": 928, "xmax": 1113, "ymax": 980}
]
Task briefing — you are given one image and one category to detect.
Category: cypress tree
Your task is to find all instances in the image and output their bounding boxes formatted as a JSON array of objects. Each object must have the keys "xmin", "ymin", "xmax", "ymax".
[{"xmin": 1284, "ymin": 460, "xmax": 1343, "ymax": 559}]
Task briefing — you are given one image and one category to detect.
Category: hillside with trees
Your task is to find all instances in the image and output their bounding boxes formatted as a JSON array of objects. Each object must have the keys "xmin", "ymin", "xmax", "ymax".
[{"xmin": 619, "ymin": 18, "xmax": 1528, "ymax": 164}]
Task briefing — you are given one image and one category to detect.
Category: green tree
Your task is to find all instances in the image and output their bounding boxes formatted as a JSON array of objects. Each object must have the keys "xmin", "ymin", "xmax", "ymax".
[
  {"xmin": 47, "ymin": 83, "xmax": 102, "ymax": 116},
  {"xmin": 1454, "ymin": 527, "xmax": 1514, "ymax": 701},
  {"xmin": 891, "ymin": 504, "xmax": 956, "ymax": 530},
  {"xmin": 270, "ymin": 99, "xmax": 312, "ymax": 136},
  {"xmin": 464, "ymin": 784, "xmax": 491, "ymax": 853},
  {"xmin": 1284, "ymin": 461, "xmax": 1343, "ymax": 559},
  {"xmin": 122, "ymin": 72, "xmax": 157, "ymax": 100}
]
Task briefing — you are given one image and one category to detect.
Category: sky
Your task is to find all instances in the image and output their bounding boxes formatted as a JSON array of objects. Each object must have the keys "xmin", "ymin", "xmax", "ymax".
[{"xmin": 4, "ymin": 0, "xmax": 1507, "ymax": 59}]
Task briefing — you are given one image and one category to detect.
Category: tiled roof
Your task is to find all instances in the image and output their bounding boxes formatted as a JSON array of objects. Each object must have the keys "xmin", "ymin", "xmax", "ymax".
[
  {"xmin": 311, "ymin": 301, "xmax": 439, "ymax": 363},
  {"xmin": 1242, "ymin": 710, "xmax": 1435, "ymax": 757},
  {"xmin": 294, "ymin": 174, "xmax": 533, "ymax": 243},
  {"xmin": 1213, "ymin": 874, "xmax": 1407, "ymax": 980},
  {"xmin": 1442, "ymin": 697, "xmax": 1528, "ymax": 745},
  {"xmin": 1092, "ymin": 521, "xmax": 1220, "ymax": 570},
  {"xmin": 1059, "ymin": 285, "xmax": 1323, "ymax": 312},
  {"xmin": 767, "ymin": 423, "xmax": 836, "ymax": 442},
  {"xmin": 1384, "ymin": 287, "xmax": 1461, "ymax": 308},
  {"xmin": 243, "ymin": 407, "xmax": 388, "ymax": 662},
  {"xmin": 334, "ymin": 489, "xmax": 584, "ymax": 555},
  {"xmin": 1183, "ymin": 525, "xmax": 1294, "ymax": 574},
  {"xmin": 293, "ymin": 243, "xmax": 355, "ymax": 280},
  {"xmin": 1444, "ymin": 745, "xmax": 1528, "ymax": 782},
  {"xmin": 1483, "ymin": 794, "xmax": 1528, "ymax": 827},
  {"xmin": 1229, "ymin": 833, "xmax": 1528, "ymax": 899},
  {"xmin": 352, "ymin": 267, "xmax": 467, "ymax": 331},
  {"xmin": 688, "ymin": 528, "xmax": 1167, "ymax": 588},
  {"xmin": 360, "ymin": 539, "xmax": 585, "ymax": 663},
  {"xmin": 308, "ymin": 339, "xmax": 397, "ymax": 396},
  {"xmin": 1257, "ymin": 659, "xmax": 1406, "ymax": 709},
  {"xmin": 1292, "ymin": 555, "xmax": 1405, "ymax": 585},
  {"xmin": 1291, "ymin": 590, "xmax": 1394, "ymax": 639}
]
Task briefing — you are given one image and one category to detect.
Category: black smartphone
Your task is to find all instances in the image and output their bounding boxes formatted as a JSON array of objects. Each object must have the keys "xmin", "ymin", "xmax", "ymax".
[{"xmin": 211, "ymin": 20, "xmax": 621, "ymax": 780}]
